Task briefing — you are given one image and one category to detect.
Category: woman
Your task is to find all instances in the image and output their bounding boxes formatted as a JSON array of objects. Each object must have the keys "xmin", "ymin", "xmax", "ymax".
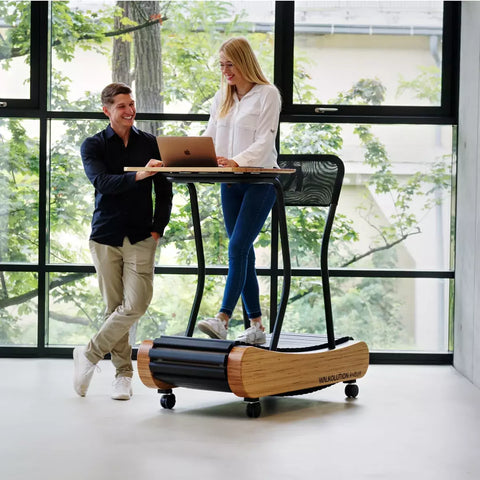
[{"xmin": 197, "ymin": 37, "xmax": 281, "ymax": 345}]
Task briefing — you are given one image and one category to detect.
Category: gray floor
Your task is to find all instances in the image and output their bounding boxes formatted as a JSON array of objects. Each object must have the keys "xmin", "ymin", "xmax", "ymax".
[{"xmin": 1, "ymin": 358, "xmax": 479, "ymax": 480}]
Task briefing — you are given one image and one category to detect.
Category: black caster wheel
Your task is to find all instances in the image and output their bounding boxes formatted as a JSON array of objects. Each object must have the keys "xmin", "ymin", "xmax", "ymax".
[
  {"xmin": 345, "ymin": 383, "xmax": 359, "ymax": 398},
  {"xmin": 160, "ymin": 393, "xmax": 176, "ymax": 409},
  {"xmin": 246, "ymin": 401, "xmax": 261, "ymax": 418}
]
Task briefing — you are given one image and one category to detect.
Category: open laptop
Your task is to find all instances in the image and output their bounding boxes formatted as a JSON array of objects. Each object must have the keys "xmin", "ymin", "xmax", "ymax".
[{"xmin": 157, "ymin": 136, "xmax": 218, "ymax": 167}]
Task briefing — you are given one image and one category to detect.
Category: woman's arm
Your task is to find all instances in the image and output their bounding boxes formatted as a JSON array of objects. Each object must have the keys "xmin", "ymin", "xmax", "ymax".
[{"xmin": 232, "ymin": 86, "xmax": 281, "ymax": 167}]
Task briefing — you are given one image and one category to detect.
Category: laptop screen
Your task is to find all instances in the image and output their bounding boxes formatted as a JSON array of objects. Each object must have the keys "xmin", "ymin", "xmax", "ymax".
[{"xmin": 157, "ymin": 136, "xmax": 218, "ymax": 167}]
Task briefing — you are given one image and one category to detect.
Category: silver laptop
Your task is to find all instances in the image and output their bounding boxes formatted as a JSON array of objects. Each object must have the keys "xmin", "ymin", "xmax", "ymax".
[{"xmin": 157, "ymin": 136, "xmax": 218, "ymax": 167}]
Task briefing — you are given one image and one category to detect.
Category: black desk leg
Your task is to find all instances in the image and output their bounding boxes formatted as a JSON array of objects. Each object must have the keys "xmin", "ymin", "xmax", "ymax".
[
  {"xmin": 184, "ymin": 183, "xmax": 206, "ymax": 337},
  {"xmin": 269, "ymin": 178, "xmax": 292, "ymax": 351}
]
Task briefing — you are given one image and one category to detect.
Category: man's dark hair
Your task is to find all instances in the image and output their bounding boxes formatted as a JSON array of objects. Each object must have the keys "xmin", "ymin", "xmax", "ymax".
[{"xmin": 101, "ymin": 82, "xmax": 132, "ymax": 106}]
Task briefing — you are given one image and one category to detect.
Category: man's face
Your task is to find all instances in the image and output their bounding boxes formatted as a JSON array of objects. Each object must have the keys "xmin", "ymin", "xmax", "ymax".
[{"xmin": 103, "ymin": 93, "xmax": 136, "ymax": 132}]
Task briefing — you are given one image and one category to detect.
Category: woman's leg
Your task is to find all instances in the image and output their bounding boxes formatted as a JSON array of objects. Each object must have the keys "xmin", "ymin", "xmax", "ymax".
[
  {"xmin": 197, "ymin": 184, "xmax": 243, "ymax": 339},
  {"xmin": 198, "ymin": 183, "xmax": 276, "ymax": 343},
  {"xmin": 220, "ymin": 183, "xmax": 276, "ymax": 318}
]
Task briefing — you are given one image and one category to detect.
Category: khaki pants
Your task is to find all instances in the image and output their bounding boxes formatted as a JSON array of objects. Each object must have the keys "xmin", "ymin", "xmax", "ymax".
[{"xmin": 86, "ymin": 236, "xmax": 157, "ymax": 378}]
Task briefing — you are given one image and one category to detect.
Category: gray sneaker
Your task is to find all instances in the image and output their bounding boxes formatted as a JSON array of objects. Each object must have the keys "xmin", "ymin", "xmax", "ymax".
[
  {"xmin": 73, "ymin": 346, "xmax": 97, "ymax": 397},
  {"xmin": 111, "ymin": 376, "xmax": 133, "ymax": 401},
  {"xmin": 198, "ymin": 317, "xmax": 228, "ymax": 340},
  {"xmin": 236, "ymin": 324, "xmax": 266, "ymax": 345}
]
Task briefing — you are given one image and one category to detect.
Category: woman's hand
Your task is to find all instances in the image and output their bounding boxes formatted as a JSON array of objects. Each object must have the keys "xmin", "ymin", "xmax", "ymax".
[
  {"xmin": 135, "ymin": 159, "xmax": 163, "ymax": 181},
  {"xmin": 217, "ymin": 156, "xmax": 239, "ymax": 167}
]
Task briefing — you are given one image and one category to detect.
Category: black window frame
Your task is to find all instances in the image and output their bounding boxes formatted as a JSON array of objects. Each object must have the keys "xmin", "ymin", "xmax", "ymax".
[
  {"xmin": 0, "ymin": 1, "xmax": 43, "ymax": 110},
  {"xmin": 274, "ymin": 1, "xmax": 460, "ymax": 125}
]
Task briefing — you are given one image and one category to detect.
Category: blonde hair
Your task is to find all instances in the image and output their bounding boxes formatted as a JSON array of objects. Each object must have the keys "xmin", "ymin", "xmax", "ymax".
[{"xmin": 218, "ymin": 37, "xmax": 270, "ymax": 118}]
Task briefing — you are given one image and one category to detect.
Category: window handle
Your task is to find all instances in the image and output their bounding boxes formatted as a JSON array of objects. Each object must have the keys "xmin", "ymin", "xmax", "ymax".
[{"xmin": 315, "ymin": 107, "xmax": 338, "ymax": 113}]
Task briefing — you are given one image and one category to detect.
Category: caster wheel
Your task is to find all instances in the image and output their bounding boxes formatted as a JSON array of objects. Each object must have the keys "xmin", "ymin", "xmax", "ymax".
[
  {"xmin": 345, "ymin": 383, "xmax": 359, "ymax": 398},
  {"xmin": 246, "ymin": 401, "xmax": 261, "ymax": 418},
  {"xmin": 160, "ymin": 393, "xmax": 176, "ymax": 409}
]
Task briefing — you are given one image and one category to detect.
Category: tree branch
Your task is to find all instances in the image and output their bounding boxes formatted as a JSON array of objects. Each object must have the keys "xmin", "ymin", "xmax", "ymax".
[
  {"xmin": 287, "ymin": 228, "xmax": 421, "ymax": 304},
  {"xmin": 49, "ymin": 310, "xmax": 89, "ymax": 326},
  {"xmin": 0, "ymin": 16, "xmax": 168, "ymax": 61},
  {"xmin": 0, "ymin": 272, "xmax": 89, "ymax": 309},
  {"xmin": 341, "ymin": 228, "xmax": 420, "ymax": 268}
]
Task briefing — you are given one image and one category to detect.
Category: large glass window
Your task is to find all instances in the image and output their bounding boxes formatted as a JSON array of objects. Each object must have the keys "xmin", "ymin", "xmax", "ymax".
[
  {"xmin": 49, "ymin": 119, "xmax": 97, "ymax": 265},
  {"xmin": 0, "ymin": 1, "xmax": 459, "ymax": 359},
  {"xmin": 282, "ymin": 276, "xmax": 451, "ymax": 352},
  {"xmin": 50, "ymin": 1, "xmax": 275, "ymax": 113},
  {"xmin": 280, "ymin": 123, "xmax": 454, "ymax": 270},
  {"xmin": 0, "ymin": 118, "xmax": 39, "ymax": 263},
  {"xmin": 0, "ymin": 1, "xmax": 31, "ymax": 101},
  {"xmin": 0, "ymin": 116, "xmax": 39, "ymax": 348},
  {"xmin": 293, "ymin": 1, "xmax": 444, "ymax": 107},
  {"xmin": 0, "ymin": 271, "xmax": 37, "ymax": 346},
  {"xmin": 47, "ymin": 272, "xmax": 274, "ymax": 347}
]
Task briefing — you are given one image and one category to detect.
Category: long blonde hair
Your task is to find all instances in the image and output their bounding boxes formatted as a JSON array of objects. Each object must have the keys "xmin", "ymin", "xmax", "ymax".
[{"xmin": 218, "ymin": 37, "xmax": 270, "ymax": 118}]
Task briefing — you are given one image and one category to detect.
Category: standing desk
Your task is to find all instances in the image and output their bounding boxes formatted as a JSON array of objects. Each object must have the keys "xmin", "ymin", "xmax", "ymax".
[{"xmin": 125, "ymin": 166, "xmax": 295, "ymax": 350}]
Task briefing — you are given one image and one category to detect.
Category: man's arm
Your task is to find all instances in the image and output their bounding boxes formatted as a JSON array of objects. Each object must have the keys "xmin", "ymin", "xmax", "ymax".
[
  {"xmin": 81, "ymin": 136, "xmax": 137, "ymax": 194},
  {"xmin": 152, "ymin": 173, "xmax": 173, "ymax": 238}
]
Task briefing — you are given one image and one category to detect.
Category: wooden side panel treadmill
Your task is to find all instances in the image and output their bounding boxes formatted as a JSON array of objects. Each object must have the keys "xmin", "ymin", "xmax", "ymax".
[
  {"xmin": 128, "ymin": 158, "xmax": 370, "ymax": 417},
  {"xmin": 227, "ymin": 338, "xmax": 369, "ymax": 399},
  {"xmin": 137, "ymin": 335, "xmax": 369, "ymax": 398}
]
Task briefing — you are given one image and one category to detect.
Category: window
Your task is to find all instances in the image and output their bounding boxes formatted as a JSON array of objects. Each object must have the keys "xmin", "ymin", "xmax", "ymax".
[
  {"xmin": 280, "ymin": 123, "xmax": 454, "ymax": 271},
  {"xmin": 0, "ymin": 1, "xmax": 42, "ymax": 109},
  {"xmin": 0, "ymin": 1, "xmax": 459, "ymax": 361},
  {"xmin": 294, "ymin": 1, "xmax": 444, "ymax": 107},
  {"xmin": 50, "ymin": 1, "xmax": 275, "ymax": 114},
  {"xmin": 276, "ymin": 1, "xmax": 459, "ymax": 119}
]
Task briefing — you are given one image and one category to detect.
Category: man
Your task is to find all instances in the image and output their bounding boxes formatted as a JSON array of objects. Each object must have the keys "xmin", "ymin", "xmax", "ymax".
[{"xmin": 74, "ymin": 82, "xmax": 172, "ymax": 400}]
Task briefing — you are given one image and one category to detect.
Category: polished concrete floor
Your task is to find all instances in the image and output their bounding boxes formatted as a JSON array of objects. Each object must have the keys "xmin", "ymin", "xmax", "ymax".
[{"xmin": 1, "ymin": 358, "xmax": 479, "ymax": 480}]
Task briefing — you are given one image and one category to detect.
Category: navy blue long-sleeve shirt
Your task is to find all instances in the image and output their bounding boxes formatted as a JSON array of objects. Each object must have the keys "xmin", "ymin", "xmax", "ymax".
[{"xmin": 81, "ymin": 124, "xmax": 173, "ymax": 246}]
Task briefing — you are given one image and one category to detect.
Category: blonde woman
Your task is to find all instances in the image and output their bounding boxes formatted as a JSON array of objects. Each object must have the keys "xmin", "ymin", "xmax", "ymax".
[{"xmin": 198, "ymin": 37, "xmax": 281, "ymax": 344}]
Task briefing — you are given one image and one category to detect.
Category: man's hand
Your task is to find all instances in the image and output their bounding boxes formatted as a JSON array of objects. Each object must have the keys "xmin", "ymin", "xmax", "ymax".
[
  {"xmin": 135, "ymin": 159, "xmax": 163, "ymax": 181},
  {"xmin": 151, "ymin": 232, "xmax": 161, "ymax": 241}
]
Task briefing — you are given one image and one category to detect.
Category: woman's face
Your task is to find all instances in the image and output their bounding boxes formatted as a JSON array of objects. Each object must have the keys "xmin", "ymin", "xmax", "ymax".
[{"xmin": 219, "ymin": 51, "xmax": 247, "ymax": 87}]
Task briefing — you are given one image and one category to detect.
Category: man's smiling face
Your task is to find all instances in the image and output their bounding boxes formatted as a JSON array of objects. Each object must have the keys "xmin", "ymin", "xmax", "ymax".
[{"xmin": 103, "ymin": 93, "xmax": 136, "ymax": 132}]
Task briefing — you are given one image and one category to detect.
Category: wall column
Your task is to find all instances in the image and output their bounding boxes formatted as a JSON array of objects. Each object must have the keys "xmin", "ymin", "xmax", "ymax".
[{"xmin": 454, "ymin": 2, "xmax": 480, "ymax": 387}]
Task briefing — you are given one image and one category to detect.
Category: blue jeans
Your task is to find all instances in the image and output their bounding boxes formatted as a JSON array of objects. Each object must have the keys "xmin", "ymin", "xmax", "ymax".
[{"xmin": 220, "ymin": 183, "xmax": 277, "ymax": 319}]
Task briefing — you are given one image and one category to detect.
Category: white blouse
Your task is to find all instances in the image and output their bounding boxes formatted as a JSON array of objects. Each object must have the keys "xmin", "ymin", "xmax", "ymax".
[{"xmin": 204, "ymin": 83, "xmax": 281, "ymax": 168}]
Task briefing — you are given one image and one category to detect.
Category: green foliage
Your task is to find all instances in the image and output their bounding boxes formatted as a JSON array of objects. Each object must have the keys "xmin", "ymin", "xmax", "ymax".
[
  {"xmin": 0, "ymin": 118, "xmax": 38, "ymax": 262},
  {"xmin": 336, "ymin": 78, "xmax": 386, "ymax": 105},
  {"xmin": 0, "ymin": 1, "xmax": 452, "ymax": 351},
  {"xmin": 397, "ymin": 66, "xmax": 441, "ymax": 105},
  {"xmin": 168, "ymin": 184, "xmax": 224, "ymax": 263},
  {"xmin": 0, "ymin": 1, "xmax": 31, "ymax": 66},
  {"xmin": 282, "ymin": 123, "xmax": 343, "ymax": 155},
  {"xmin": 51, "ymin": 1, "xmax": 115, "ymax": 60},
  {"xmin": 353, "ymin": 123, "xmax": 451, "ymax": 253},
  {"xmin": 160, "ymin": 1, "xmax": 254, "ymax": 113}
]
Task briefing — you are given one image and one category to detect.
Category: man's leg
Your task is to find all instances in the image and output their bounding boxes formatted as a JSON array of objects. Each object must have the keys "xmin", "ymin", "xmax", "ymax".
[
  {"xmin": 85, "ymin": 240, "xmax": 125, "ymax": 365},
  {"xmin": 89, "ymin": 239, "xmax": 124, "ymax": 321},
  {"xmin": 105, "ymin": 236, "xmax": 157, "ymax": 378},
  {"xmin": 74, "ymin": 240, "xmax": 124, "ymax": 396}
]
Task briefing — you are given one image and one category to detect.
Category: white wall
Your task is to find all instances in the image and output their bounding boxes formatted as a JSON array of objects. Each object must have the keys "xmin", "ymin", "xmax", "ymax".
[{"xmin": 454, "ymin": 2, "xmax": 480, "ymax": 388}]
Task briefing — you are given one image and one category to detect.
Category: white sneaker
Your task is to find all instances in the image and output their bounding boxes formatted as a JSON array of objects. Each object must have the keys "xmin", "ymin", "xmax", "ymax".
[
  {"xmin": 73, "ymin": 346, "xmax": 97, "ymax": 397},
  {"xmin": 197, "ymin": 317, "xmax": 228, "ymax": 340},
  {"xmin": 236, "ymin": 324, "xmax": 266, "ymax": 345},
  {"xmin": 111, "ymin": 377, "xmax": 133, "ymax": 401}
]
